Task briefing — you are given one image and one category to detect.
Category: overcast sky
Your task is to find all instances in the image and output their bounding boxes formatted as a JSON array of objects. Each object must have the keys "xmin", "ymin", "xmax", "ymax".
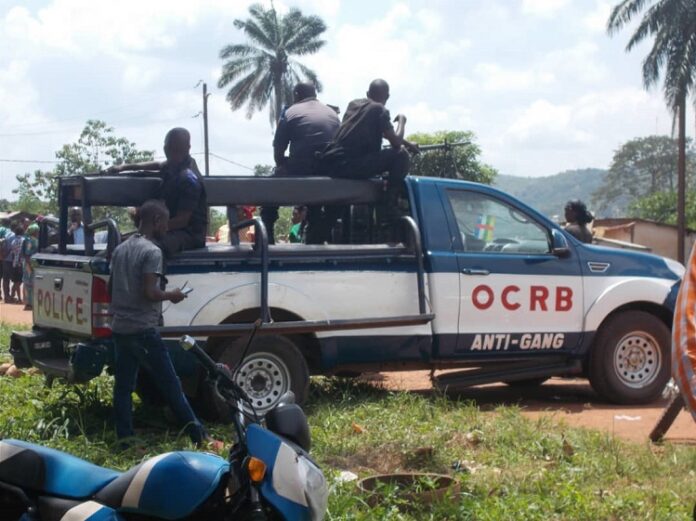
[{"xmin": 0, "ymin": 0, "xmax": 683, "ymax": 199}]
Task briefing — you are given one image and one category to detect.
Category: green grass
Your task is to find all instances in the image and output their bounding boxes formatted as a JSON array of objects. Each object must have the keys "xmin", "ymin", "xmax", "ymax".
[{"xmin": 0, "ymin": 326, "xmax": 694, "ymax": 519}]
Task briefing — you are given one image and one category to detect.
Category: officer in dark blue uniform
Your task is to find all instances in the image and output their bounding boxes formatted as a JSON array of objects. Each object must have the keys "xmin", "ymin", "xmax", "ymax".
[
  {"xmin": 155, "ymin": 128, "xmax": 208, "ymax": 256},
  {"xmin": 109, "ymin": 128, "xmax": 208, "ymax": 257}
]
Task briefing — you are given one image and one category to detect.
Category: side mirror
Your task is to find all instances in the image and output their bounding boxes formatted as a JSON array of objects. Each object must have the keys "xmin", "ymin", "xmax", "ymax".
[{"xmin": 550, "ymin": 229, "xmax": 571, "ymax": 257}]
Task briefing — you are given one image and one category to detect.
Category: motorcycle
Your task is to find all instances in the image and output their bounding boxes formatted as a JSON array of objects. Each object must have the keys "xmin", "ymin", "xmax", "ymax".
[{"xmin": 0, "ymin": 323, "xmax": 328, "ymax": 521}]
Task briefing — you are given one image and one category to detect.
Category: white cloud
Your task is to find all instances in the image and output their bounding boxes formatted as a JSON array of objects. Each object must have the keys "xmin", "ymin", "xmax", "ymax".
[
  {"xmin": 541, "ymin": 41, "xmax": 607, "ymax": 85},
  {"xmin": 474, "ymin": 63, "xmax": 555, "ymax": 92},
  {"xmin": 0, "ymin": 1, "xmax": 247, "ymax": 58},
  {"xmin": 0, "ymin": 61, "xmax": 46, "ymax": 127},
  {"xmin": 505, "ymin": 87, "xmax": 661, "ymax": 146},
  {"xmin": 400, "ymin": 102, "xmax": 473, "ymax": 132},
  {"xmin": 303, "ymin": 3, "xmax": 446, "ymax": 108},
  {"xmin": 583, "ymin": 1, "xmax": 612, "ymax": 32},
  {"xmin": 521, "ymin": 0, "xmax": 570, "ymax": 17},
  {"xmin": 275, "ymin": 0, "xmax": 342, "ymax": 21},
  {"xmin": 506, "ymin": 99, "xmax": 579, "ymax": 143}
]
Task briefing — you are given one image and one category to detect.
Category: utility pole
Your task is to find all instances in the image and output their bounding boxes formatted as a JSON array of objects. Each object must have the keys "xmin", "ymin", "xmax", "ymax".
[
  {"xmin": 677, "ymin": 95, "xmax": 686, "ymax": 264},
  {"xmin": 202, "ymin": 82, "xmax": 210, "ymax": 177}
]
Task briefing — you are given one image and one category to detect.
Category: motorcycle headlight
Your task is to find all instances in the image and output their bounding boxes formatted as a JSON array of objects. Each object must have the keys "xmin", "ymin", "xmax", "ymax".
[{"xmin": 298, "ymin": 455, "xmax": 328, "ymax": 521}]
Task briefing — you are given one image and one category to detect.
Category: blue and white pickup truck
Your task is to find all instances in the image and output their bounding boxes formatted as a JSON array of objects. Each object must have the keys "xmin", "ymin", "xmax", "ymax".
[{"xmin": 11, "ymin": 173, "xmax": 683, "ymax": 414}]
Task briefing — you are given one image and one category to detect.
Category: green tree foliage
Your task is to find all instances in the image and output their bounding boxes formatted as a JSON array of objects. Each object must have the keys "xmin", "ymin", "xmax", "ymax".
[
  {"xmin": 209, "ymin": 208, "xmax": 228, "ymax": 236},
  {"xmin": 630, "ymin": 191, "xmax": 696, "ymax": 228},
  {"xmin": 407, "ymin": 130, "xmax": 497, "ymax": 184},
  {"xmin": 218, "ymin": 3, "xmax": 326, "ymax": 124},
  {"xmin": 593, "ymin": 135, "xmax": 696, "ymax": 214},
  {"xmin": 14, "ymin": 120, "xmax": 153, "ymax": 221},
  {"xmin": 608, "ymin": 0, "xmax": 696, "ymax": 258},
  {"xmin": 253, "ymin": 164, "xmax": 274, "ymax": 177}
]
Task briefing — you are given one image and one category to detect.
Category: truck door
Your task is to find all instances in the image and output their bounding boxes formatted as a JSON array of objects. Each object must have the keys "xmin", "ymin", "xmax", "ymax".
[{"xmin": 440, "ymin": 187, "xmax": 584, "ymax": 357}]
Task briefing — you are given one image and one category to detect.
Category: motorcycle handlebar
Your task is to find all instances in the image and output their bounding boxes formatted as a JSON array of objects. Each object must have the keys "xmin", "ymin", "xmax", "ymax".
[
  {"xmin": 179, "ymin": 335, "xmax": 251, "ymax": 406},
  {"xmin": 180, "ymin": 336, "xmax": 219, "ymax": 374}
]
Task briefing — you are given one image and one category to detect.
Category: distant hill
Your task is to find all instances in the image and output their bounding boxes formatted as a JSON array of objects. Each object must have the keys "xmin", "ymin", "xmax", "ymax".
[{"xmin": 493, "ymin": 168, "xmax": 617, "ymax": 220}]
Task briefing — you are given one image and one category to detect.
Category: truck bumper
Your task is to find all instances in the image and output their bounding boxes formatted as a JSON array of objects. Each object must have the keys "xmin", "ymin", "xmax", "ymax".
[
  {"xmin": 10, "ymin": 330, "xmax": 53, "ymax": 369},
  {"xmin": 10, "ymin": 329, "xmax": 111, "ymax": 382}
]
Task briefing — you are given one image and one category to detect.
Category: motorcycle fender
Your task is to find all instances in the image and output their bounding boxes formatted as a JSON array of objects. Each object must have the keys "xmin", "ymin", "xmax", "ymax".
[{"xmin": 246, "ymin": 424, "xmax": 312, "ymax": 521}]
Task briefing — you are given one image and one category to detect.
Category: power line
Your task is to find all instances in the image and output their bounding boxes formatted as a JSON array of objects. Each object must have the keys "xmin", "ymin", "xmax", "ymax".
[
  {"xmin": 0, "ymin": 158, "xmax": 59, "ymax": 164},
  {"xmin": 206, "ymin": 152, "xmax": 254, "ymax": 171}
]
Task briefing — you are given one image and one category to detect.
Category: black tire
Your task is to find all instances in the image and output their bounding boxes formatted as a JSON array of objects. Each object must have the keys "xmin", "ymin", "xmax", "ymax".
[
  {"xmin": 589, "ymin": 310, "xmax": 670, "ymax": 404},
  {"xmin": 213, "ymin": 335, "xmax": 309, "ymax": 417},
  {"xmin": 505, "ymin": 377, "xmax": 549, "ymax": 387},
  {"xmin": 650, "ymin": 394, "xmax": 685, "ymax": 442}
]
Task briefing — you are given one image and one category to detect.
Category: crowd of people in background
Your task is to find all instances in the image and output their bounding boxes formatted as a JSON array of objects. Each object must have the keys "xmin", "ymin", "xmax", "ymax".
[{"xmin": 0, "ymin": 217, "xmax": 40, "ymax": 310}]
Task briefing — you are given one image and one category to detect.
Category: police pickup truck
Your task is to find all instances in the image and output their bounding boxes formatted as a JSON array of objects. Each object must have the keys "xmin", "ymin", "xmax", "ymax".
[{"xmin": 10, "ymin": 173, "xmax": 683, "ymax": 414}]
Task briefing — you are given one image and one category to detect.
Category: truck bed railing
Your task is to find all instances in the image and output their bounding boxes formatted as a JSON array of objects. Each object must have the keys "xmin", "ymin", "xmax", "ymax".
[
  {"xmin": 231, "ymin": 216, "xmax": 271, "ymax": 323},
  {"xmin": 159, "ymin": 313, "xmax": 435, "ymax": 338},
  {"xmin": 400, "ymin": 215, "xmax": 427, "ymax": 315},
  {"xmin": 86, "ymin": 219, "xmax": 121, "ymax": 258}
]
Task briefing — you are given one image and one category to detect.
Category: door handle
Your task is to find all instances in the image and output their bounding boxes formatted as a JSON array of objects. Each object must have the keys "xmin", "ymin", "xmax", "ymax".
[
  {"xmin": 462, "ymin": 268, "xmax": 490, "ymax": 276},
  {"xmin": 53, "ymin": 278, "xmax": 64, "ymax": 291}
]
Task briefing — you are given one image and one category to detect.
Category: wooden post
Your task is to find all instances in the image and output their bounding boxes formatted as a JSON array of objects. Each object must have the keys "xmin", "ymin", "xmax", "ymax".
[
  {"xmin": 203, "ymin": 83, "xmax": 210, "ymax": 177},
  {"xmin": 678, "ymin": 95, "xmax": 686, "ymax": 264}
]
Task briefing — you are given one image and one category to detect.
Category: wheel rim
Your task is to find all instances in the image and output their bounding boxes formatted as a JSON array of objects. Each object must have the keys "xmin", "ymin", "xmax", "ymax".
[
  {"xmin": 234, "ymin": 352, "xmax": 290, "ymax": 413},
  {"xmin": 612, "ymin": 331, "xmax": 662, "ymax": 389}
]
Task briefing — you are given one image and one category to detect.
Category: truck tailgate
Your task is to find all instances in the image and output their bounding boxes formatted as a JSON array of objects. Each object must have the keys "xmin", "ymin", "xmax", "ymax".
[{"xmin": 33, "ymin": 255, "xmax": 94, "ymax": 337}]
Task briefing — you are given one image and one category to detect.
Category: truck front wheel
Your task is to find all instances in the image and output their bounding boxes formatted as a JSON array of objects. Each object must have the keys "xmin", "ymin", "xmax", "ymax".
[
  {"xmin": 217, "ymin": 335, "xmax": 310, "ymax": 416},
  {"xmin": 588, "ymin": 310, "xmax": 670, "ymax": 404}
]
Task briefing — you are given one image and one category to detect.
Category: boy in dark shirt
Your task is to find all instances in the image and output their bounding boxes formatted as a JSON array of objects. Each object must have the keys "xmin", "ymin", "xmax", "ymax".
[{"xmin": 109, "ymin": 199, "xmax": 218, "ymax": 448}]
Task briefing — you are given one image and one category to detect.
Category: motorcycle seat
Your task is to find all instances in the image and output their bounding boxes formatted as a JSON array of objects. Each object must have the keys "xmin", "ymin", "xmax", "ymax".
[
  {"xmin": 0, "ymin": 439, "xmax": 120, "ymax": 499},
  {"xmin": 95, "ymin": 451, "xmax": 229, "ymax": 519},
  {"xmin": 37, "ymin": 497, "xmax": 125, "ymax": 521}
]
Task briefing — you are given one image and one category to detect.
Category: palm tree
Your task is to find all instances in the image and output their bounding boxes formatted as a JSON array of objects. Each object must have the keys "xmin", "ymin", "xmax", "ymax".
[
  {"xmin": 607, "ymin": 0, "xmax": 696, "ymax": 263},
  {"xmin": 218, "ymin": 3, "xmax": 326, "ymax": 125}
]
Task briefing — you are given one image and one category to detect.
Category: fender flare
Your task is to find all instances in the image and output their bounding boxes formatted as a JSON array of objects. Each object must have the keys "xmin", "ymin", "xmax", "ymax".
[
  {"xmin": 583, "ymin": 277, "xmax": 674, "ymax": 332},
  {"xmin": 190, "ymin": 281, "xmax": 329, "ymax": 326}
]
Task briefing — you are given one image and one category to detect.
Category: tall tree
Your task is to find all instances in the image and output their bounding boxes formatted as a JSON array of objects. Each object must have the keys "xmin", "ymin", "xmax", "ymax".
[
  {"xmin": 593, "ymin": 135, "xmax": 696, "ymax": 214},
  {"xmin": 630, "ymin": 190, "xmax": 696, "ymax": 228},
  {"xmin": 218, "ymin": 3, "xmax": 326, "ymax": 124},
  {"xmin": 608, "ymin": 0, "xmax": 696, "ymax": 262},
  {"xmin": 14, "ymin": 120, "xmax": 153, "ymax": 220},
  {"xmin": 407, "ymin": 130, "xmax": 497, "ymax": 184}
]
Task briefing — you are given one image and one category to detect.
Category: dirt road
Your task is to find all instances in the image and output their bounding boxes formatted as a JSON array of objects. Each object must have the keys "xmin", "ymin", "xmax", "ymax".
[
  {"xmin": 0, "ymin": 301, "xmax": 31, "ymax": 326},
  {"xmin": 3, "ymin": 301, "xmax": 691, "ymax": 444},
  {"xmin": 359, "ymin": 371, "xmax": 695, "ymax": 444}
]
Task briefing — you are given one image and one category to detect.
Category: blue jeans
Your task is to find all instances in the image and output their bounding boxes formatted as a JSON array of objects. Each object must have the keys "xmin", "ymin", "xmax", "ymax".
[{"xmin": 112, "ymin": 330, "xmax": 206, "ymax": 444}]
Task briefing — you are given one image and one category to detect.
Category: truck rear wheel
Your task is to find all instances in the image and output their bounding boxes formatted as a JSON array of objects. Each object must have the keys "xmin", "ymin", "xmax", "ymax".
[
  {"xmin": 588, "ymin": 310, "xmax": 670, "ymax": 404},
  {"xmin": 216, "ymin": 335, "xmax": 309, "ymax": 416}
]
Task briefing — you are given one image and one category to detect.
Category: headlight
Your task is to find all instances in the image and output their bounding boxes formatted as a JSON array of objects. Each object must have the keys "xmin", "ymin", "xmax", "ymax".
[{"xmin": 299, "ymin": 456, "xmax": 328, "ymax": 521}]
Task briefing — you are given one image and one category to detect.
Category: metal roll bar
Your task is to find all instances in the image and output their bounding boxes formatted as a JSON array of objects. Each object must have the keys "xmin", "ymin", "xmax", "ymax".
[
  {"xmin": 231, "ymin": 217, "xmax": 271, "ymax": 323},
  {"xmin": 400, "ymin": 216, "xmax": 427, "ymax": 315},
  {"xmin": 86, "ymin": 219, "xmax": 121, "ymax": 258}
]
